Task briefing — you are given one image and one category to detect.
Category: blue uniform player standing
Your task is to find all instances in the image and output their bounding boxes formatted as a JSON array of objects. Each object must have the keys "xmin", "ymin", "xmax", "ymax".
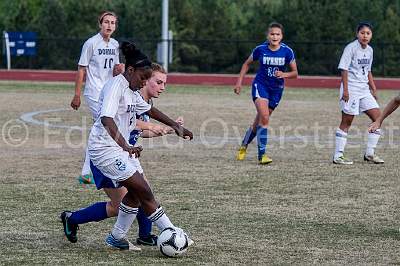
[{"xmin": 234, "ymin": 22, "xmax": 298, "ymax": 164}]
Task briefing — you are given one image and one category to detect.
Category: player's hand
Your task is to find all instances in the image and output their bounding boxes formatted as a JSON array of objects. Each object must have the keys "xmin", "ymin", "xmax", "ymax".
[
  {"xmin": 113, "ymin": 63, "xmax": 125, "ymax": 76},
  {"xmin": 151, "ymin": 124, "xmax": 169, "ymax": 136},
  {"xmin": 174, "ymin": 125, "xmax": 193, "ymax": 140},
  {"xmin": 234, "ymin": 85, "xmax": 241, "ymax": 95},
  {"xmin": 124, "ymin": 145, "xmax": 143, "ymax": 158},
  {"xmin": 175, "ymin": 116, "xmax": 184, "ymax": 126},
  {"xmin": 71, "ymin": 95, "xmax": 81, "ymax": 110},
  {"xmin": 368, "ymin": 121, "xmax": 381, "ymax": 133},
  {"xmin": 341, "ymin": 91, "xmax": 349, "ymax": 102},
  {"xmin": 275, "ymin": 70, "xmax": 285, "ymax": 78}
]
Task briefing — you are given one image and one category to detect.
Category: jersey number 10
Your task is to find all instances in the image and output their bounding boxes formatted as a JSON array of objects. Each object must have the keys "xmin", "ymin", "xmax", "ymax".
[{"xmin": 104, "ymin": 58, "xmax": 114, "ymax": 69}]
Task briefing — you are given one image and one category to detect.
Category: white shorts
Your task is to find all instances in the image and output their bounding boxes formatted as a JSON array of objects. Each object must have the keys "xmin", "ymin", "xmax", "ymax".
[
  {"xmin": 89, "ymin": 149, "xmax": 144, "ymax": 183},
  {"xmin": 339, "ymin": 83, "xmax": 379, "ymax": 115},
  {"xmin": 84, "ymin": 95, "xmax": 100, "ymax": 121},
  {"xmin": 339, "ymin": 93, "xmax": 379, "ymax": 115}
]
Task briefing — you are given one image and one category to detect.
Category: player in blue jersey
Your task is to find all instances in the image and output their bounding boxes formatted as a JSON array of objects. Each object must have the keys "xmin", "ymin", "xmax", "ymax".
[
  {"xmin": 234, "ymin": 22, "xmax": 298, "ymax": 164},
  {"xmin": 61, "ymin": 62, "xmax": 183, "ymax": 248}
]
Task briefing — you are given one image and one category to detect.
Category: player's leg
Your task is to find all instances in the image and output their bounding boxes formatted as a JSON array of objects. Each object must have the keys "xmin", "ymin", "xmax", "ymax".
[
  {"xmin": 333, "ymin": 94, "xmax": 360, "ymax": 164},
  {"xmin": 363, "ymin": 100, "xmax": 384, "ymax": 163},
  {"xmin": 136, "ymin": 207, "xmax": 157, "ymax": 246},
  {"xmin": 254, "ymin": 97, "xmax": 272, "ymax": 164},
  {"xmin": 236, "ymin": 82, "xmax": 261, "ymax": 161},
  {"xmin": 78, "ymin": 96, "xmax": 100, "ymax": 184},
  {"xmin": 118, "ymin": 171, "xmax": 193, "ymax": 246},
  {"xmin": 106, "ymin": 184, "xmax": 141, "ymax": 251},
  {"xmin": 106, "ymin": 171, "xmax": 169, "ymax": 250},
  {"xmin": 236, "ymin": 114, "xmax": 258, "ymax": 161},
  {"xmin": 333, "ymin": 112, "xmax": 355, "ymax": 164}
]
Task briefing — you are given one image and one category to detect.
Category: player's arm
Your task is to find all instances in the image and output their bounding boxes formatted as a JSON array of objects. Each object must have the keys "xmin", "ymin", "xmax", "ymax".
[
  {"xmin": 340, "ymin": 70, "xmax": 350, "ymax": 102},
  {"xmin": 136, "ymin": 120, "xmax": 170, "ymax": 137},
  {"xmin": 234, "ymin": 55, "xmax": 254, "ymax": 95},
  {"xmin": 71, "ymin": 66, "xmax": 86, "ymax": 110},
  {"xmin": 369, "ymin": 94, "xmax": 400, "ymax": 132},
  {"xmin": 368, "ymin": 71, "xmax": 378, "ymax": 99},
  {"xmin": 147, "ymin": 107, "xmax": 193, "ymax": 140},
  {"xmin": 138, "ymin": 117, "xmax": 184, "ymax": 138},
  {"xmin": 275, "ymin": 61, "xmax": 298, "ymax": 79},
  {"xmin": 101, "ymin": 116, "xmax": 142, "ymax": 157}
]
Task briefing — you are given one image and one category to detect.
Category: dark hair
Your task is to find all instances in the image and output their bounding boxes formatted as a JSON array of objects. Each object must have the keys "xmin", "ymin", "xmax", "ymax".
[
  {"xmin": 268, "ymin": 22, "xmax": 284, "ymax": 34},
  {"xmin": 357, "ymin": 21, "xmax": 373, "ymax": 32},
  {"xmin": 120, "ymin": 42, "xmax": 152, "ymax": 68},
  {"xmin": 98, "ymin": 11, "xmax": 117, "ymax": 24}
]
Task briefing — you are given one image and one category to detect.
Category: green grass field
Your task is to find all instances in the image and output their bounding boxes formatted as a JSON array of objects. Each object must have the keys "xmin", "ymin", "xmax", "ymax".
[{"xmin": 1, "ymin": 81, "xmax": 399, "ymax": 265}]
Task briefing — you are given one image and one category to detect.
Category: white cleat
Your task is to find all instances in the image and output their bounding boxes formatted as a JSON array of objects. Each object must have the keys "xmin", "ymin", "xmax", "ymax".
[
  {"xmin": 333, "ymin": 156, "xmax": 353, "ymax": 165},
  {"xmin": 364, "ymin": 154, "xmax": 384, "ymax": 164}
]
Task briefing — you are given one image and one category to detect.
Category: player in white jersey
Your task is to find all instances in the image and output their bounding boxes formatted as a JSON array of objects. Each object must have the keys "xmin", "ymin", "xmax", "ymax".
[
  {"xmin": 87, "ymin": 42, "xmax": 193, "ymax": 250},
  {"xmin": 333, "ymin": 22, "xmax": 384, "ymax": 165},
  {"xmin": 70, "ymin": 11, "xmax": 124, "ymax": 183},
  {"xmin": 60, "ymin": 63, "xmax": 184, "ymax": 247}
]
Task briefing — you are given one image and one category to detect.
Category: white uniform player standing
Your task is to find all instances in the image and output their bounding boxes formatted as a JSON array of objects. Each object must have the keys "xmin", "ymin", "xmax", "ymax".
[
  {"xmin": 333, "ymin": 22, "xmax": 384, "ymax": 165},
  {"xmin": 87, "ymin": 42, "xmax": 193, "ymax": 250},
  {"xmin": 70, "ymin": 11, "xmax": 124, "ymax": 182}
]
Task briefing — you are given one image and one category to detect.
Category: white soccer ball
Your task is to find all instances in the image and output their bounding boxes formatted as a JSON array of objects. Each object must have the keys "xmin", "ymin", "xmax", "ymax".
[{"xmin": 157, "ymin": 227, "xmax": 189, "ymax": 257}]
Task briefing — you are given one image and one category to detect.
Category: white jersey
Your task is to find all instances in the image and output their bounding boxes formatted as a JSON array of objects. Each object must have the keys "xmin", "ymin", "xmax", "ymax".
[
  {"xmin": 338, "ymin": 39, "xmax": 373, "ymax": 96},
  {"xmin": 78, "ymin": 33, "xmax": 120, "ymax": 102},
  {"xmin": 88, "ymin": 74, "xmax": 151, "ymax": 166}
]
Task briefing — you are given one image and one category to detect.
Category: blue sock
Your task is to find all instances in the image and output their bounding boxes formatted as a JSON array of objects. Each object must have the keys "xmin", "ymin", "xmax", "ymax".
[
  {"xmin": 241, "ymin": 127, "xmax": 257, "ymax": 146},
  {"xmin": 256, "ymin": 126, "xmax": 268, "ymax": 160},
  {"xmin": 137, "ymin": 207, "xmax": 153, "ymax": 238},
  {"xmin": 69, "ymin": 202, "xmax": 108, "ymax": 225}
]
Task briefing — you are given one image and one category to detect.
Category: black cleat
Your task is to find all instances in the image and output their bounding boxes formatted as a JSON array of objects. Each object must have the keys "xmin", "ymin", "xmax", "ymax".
[
  {"xmin": 60, "ymin": 211, "xmax": 79, "ymax": 243},
  {"xmin": 136, "ymin": 234, "xmax": 158, "ymax": 246}
]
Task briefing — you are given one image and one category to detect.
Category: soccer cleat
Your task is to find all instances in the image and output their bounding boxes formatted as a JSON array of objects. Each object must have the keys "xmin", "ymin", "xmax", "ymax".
[
  {"xmin": 236, "ymin": 146, "xmax": 247, "ymax": 161},
  {"xmin": 136, "ymin": 234, "xmax": 158, "ymax": 246},
  {"xmin": 259, "ymin": 154, "xmax": 272, "ymax": 165},
  {"xmin": 60, "ymin": 211, "xmax": 79, "ymax": 243},
  {"xmin": 106, "ymin": 234, "xmax": 141, "ymax": 251},
  {"xmin": 364, "ymin": 154, "xmax": 384, "ymax": 164},
  {"xmin": 77, "ymin": 174, "xmax": 95, "ymax": 185},
  {"xmin": 333, "ymin": 156, "xmax": 353, "ymax": 165}
]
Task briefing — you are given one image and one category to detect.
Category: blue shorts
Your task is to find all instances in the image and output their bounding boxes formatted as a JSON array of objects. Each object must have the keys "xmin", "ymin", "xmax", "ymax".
[
  {"xmin": 251, "ymin": 82, "xmax": 284, "ymax": 110},
  {"xmin": 90, "ymin": 161, "xmax": 120, "ymax": 190}
]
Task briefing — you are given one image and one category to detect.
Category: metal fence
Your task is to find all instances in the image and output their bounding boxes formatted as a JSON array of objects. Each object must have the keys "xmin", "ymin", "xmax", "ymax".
[{"xmin": 2, "ymin": 37, "xmax": 400, "ymax": 77}]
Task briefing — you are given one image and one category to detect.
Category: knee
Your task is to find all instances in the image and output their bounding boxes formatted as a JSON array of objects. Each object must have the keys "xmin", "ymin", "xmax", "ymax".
[
  {"xmin": 259, "ymin": 115, "xmax": 269, "ymax": 126},
  {"xmin": 108, "ymin": 200, "xmax": 121, "ymax": 216}
]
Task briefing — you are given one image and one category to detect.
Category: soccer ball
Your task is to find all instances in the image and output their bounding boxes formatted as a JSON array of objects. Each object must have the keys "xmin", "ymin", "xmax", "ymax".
[{"xmin": 157, "ymin": 227, "xmax": 189, "ymax": 257}]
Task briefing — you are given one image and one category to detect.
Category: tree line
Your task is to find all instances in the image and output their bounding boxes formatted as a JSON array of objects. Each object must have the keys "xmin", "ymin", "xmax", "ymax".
[{"xmin": 1, "ymin": 0, "xmax": 400, "ymax": 76}]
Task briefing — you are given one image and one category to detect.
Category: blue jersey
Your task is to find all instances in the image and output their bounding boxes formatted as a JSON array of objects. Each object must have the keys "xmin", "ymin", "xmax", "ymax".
[
  {"xmin": 252, "ymin": 42, "xmax": 295, "ymax": 89},
  {"xmin": 129, "ymin": 97, "xmax": 152, "ymax": 145}
]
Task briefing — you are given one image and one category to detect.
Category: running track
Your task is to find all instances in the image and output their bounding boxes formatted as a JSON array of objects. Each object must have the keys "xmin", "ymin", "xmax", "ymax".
[{"xmin": 1, "ymin": 69, "xmax": 400, "ymax": 89}]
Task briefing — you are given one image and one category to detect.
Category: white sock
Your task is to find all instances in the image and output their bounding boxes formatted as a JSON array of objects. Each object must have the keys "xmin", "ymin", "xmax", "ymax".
[
  {"xmin": 81, "ymin": 148, "xmax": 91, "ymax": 176},
  {"xmin": 366, "ymin": 129, "xmax": 381, "ymax": 156},
  {"xmin": 148, "ymin": 206, "xmax": 174, "ymax": 231},
  {"xmin": 111, "ymin": 203, "xmax": 138, "ymax": 240},
  {"xmin": 334, "ymin": 128, "xmax": 348, "ymax": 159}
]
